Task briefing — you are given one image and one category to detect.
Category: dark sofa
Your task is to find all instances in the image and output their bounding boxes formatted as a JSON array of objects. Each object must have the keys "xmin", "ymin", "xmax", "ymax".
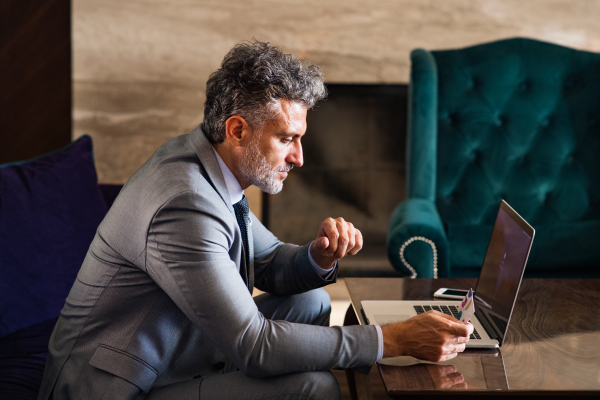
[{"xmin": 0, "ymin": 136, "xmax": 121, "ymax": 399}]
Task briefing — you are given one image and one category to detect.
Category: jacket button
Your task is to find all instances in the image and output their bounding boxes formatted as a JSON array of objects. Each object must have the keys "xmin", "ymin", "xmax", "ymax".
[{"xmin": 215, "ymin": 361, "xmax": 225, "ymax": 370}]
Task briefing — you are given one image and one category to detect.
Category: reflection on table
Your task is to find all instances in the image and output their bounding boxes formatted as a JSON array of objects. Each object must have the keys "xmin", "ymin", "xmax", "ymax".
[{"xmin": 378, "ymin": 350, "xmax": 508, "ymax": 392}]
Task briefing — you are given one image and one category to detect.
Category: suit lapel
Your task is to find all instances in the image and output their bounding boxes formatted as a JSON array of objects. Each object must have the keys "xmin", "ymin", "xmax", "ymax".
[
  {"xmin": 189, "ymin": 125, "xmax": 253, "ymax": 293},
  {"xmin": 188, "ymin": 125, "xmax": 234, "ymax": 214}
]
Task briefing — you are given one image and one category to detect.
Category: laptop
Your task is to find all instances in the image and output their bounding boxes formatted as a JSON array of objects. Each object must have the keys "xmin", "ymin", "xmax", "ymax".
[{"xmin": 362, "ymin": 200, "xmax": 535, "ymax": 348}]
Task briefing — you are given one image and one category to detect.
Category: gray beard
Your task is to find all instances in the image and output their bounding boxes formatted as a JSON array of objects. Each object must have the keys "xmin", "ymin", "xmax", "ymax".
[{"xmin": 239, "ymin": 134, "xmax": 293, "ymax": 194}]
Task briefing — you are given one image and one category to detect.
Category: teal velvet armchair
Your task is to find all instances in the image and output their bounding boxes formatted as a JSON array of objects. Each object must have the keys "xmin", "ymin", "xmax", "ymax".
[{"xmin": 387, "ymin": 38, "xmax": 600, "ymax": 278}]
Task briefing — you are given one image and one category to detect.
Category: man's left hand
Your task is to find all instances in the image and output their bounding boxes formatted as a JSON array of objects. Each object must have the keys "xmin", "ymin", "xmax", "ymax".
[{"xmin": 310, "ymin": 217, "xmax": 363, "ymax": 269}]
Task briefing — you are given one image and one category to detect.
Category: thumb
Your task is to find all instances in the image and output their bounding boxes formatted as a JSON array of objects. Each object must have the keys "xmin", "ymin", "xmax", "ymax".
[{"xmin": 315, "ymin": 236, "xmax": 329, "ymax": 251}]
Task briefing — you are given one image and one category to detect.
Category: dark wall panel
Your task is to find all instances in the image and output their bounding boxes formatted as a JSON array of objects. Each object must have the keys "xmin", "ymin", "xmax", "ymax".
[
  {"xmin": 265, "ymin": 84, "xmax": 408, "ymax": 272},
  {"xmin": 0, "ymin": 0, "xmax": 71, "ymax": 164}
]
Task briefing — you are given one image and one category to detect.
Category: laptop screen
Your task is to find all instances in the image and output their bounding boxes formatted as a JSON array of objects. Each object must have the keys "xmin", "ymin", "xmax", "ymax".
[{"xmin": 474, "ymin": 200, "xmax": 534, "ymax": 343}]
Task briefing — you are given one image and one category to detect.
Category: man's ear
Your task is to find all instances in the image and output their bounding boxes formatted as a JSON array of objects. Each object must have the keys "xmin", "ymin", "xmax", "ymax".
[{"xmin": 225, "ymin": 116, "xmax": 252, "ymax": 147}]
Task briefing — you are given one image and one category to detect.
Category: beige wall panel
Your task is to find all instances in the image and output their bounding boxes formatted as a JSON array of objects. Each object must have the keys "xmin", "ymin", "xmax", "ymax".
[{"xmin": 73, "ymin": 0, "xmax": 600, "ymax": 217}]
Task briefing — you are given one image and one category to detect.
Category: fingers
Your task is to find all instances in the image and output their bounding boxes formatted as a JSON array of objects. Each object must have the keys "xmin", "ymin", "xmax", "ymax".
[
  {"xmin": 426, "ymin": 342, "xmax": 466, "ymax": 363},
  {"xmin": 448, "ymin": 343, "xmax": 466, "ymax": 355},
  {"xmin": 347, "ymin": 226, "xmax": 363, "ymax": 255},
  {"xmin": 313, "ymin": 236, "xmax": 329, "ymax": 252},
  {"xmin": 435, "ymin": 335, "xmax": 467, "ymax": 362},
  {"xmin": 402, "ymin": 311, "xmax": 470, "ymax": 362},
  {"xmin": 430, "ymin": 311, "xmax": 473, "ymax": 338},
  {"xmin": 317, "ymin": 218, "xmax": 338, "ymax": 257},
  {"xmin": 317, "ymin": 217, "xmax": 362, "ymax": 259},
  {"xmin": 450, "ymin": 322, "xmax": 474, "ymax": 337},
  {"xmin": 331, "ymin": 218, "xmax": 348, "ymax": 258},
  {"xmin": 429, "ymin": 348, "xmax": 462, "ymax": 363},
  {"xmin": 454, "ymin": 335, "xmax": 470, "ymax": 344},
  {"xmin": 381, "ymin": 313, "xmax": 471, "ymax": 361}
]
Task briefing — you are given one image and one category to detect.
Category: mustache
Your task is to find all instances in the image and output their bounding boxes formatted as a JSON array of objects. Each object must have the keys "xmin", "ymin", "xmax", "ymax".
[{"xmin": 277, "ymin": 163, "xmax": 294, "ymax": 172}]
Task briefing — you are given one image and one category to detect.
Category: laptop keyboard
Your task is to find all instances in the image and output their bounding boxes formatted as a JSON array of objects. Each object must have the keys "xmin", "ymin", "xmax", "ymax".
[{"xmin": 413, "ymin": 305, "xmax": 482, "ymax": 340}]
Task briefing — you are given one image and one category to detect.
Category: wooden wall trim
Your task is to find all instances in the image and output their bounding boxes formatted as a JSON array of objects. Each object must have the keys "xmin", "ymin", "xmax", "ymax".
[{"xmin": 0, "ymin": 0, "xmax": 72, "ymax": 164}]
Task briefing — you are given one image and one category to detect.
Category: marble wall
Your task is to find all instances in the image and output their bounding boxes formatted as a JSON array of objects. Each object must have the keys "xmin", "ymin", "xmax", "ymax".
[{"xmin": 73, "ymin": 0, "xmax": 600, "ymax": 218}]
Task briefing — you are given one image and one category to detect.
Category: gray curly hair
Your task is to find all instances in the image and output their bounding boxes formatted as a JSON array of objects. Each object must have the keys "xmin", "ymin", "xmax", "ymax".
[{"xmin": 201, "ymin": 40, "xmax": 327, "ymax": 143}]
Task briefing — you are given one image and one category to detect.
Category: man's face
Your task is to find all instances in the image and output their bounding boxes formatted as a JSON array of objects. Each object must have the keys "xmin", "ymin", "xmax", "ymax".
[{"xmin": 239, "ymin": 100, "xmax": 307, "ymax": 194}]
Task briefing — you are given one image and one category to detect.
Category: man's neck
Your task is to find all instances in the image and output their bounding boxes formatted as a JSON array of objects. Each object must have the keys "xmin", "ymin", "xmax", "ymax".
[{"xmin": 212, "ymin": 145, "xmax": 244, "ymax": 204}]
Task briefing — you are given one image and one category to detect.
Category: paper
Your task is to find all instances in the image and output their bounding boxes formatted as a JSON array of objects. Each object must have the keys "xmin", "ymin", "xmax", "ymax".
[{"xmin": 458, "ymin": 288, "xmax": 475, "ymax": 323}]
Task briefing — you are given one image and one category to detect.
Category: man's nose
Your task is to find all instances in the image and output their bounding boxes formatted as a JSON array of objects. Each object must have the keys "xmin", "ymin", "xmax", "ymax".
[{"xmin": 287, "ymin": 141, "xmax": 303, "ymax": 168}]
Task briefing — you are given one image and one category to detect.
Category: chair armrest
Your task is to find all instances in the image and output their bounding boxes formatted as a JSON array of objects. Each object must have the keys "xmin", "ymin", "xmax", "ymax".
[{"xmin": 386, "ymin": 198, "xmax": 449, "ymax": 278}]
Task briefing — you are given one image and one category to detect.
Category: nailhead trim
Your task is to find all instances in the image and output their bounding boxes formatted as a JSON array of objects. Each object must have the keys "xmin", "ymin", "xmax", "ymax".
[{"xmin": 399, "ymin": 236, "xmax": 438, "ymax": 279}]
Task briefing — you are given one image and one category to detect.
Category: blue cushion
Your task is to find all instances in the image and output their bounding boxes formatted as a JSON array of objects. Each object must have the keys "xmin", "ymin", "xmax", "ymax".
[
  {"xmin": 0, "ymin": 135, "xmax": 107, "ymax": 338},
  {"xmin": 0, "ymin": 317, "xmax": 57, "ymax": 399}
]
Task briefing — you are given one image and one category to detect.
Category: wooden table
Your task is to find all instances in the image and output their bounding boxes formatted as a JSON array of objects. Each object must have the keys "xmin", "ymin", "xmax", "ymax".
[{"xmin": 344, "ymin": 278, "xmax": 600, "ymax": 399}]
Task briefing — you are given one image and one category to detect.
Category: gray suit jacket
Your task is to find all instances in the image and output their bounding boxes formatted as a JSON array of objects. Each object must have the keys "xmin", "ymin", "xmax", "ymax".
[{"xmin": 38, "ymin": 126, "xmax": 378, "ymax": 400}]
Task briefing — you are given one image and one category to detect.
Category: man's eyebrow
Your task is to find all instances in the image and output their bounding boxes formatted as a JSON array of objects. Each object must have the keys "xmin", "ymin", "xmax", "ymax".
[{"xmin": 276, "ymin": 132, "xmax": 303, "ymax": 138}]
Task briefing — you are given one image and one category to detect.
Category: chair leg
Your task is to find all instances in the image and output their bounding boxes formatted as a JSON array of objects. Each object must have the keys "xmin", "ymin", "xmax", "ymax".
[{"xmin": 343, "ymin": 305, "xmax": 373, "ymax": 400}]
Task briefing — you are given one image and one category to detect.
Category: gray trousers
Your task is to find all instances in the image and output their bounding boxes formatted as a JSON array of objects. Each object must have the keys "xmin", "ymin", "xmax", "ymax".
[{"xmin": 147, "ymin": 288, "xmax": 341, "ymax": 400}]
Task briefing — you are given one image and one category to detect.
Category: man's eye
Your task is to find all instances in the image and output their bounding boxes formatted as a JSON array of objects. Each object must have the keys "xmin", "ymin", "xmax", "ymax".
[{"xmin": 281, "ymin": 138, "xmax": 292, "ymax": 144}]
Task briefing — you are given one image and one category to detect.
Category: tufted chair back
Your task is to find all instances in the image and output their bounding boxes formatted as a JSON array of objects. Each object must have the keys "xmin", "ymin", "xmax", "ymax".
[{"xmin": 388, "ymin": 38, "xmax": 600, "ymax": 278}]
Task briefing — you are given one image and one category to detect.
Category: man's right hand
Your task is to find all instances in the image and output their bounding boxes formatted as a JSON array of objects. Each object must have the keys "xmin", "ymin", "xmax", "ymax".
[{"xmin": 380, "ymin": 311, "xmax": 473, "ymax": 362}]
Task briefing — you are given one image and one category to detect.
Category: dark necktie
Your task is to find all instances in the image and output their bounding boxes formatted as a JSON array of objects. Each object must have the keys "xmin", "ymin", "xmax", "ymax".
[{"xmin": 233, "ymin": 195, "xmax": 250, "ymax": 290}]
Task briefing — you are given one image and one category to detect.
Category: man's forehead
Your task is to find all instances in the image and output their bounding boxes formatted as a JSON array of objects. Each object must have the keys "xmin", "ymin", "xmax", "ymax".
[{"xmin": 269, "ymin": 99, "xmax": 307, "ymax": 134}]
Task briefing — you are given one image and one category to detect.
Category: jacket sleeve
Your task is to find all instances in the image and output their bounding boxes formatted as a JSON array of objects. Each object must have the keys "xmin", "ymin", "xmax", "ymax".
[
  {"xmin": 250, "ymin": 212, "xmax": 338, "ymax": 296},
  {"xmin": 145, "ymin": 190, "xmax": 378, "ymax": 378}
]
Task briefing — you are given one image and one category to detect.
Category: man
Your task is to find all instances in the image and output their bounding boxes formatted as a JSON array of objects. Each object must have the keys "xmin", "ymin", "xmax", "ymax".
[{"xmin": 38, "ymin": 41, "xmax": 472, "ymax": 400}]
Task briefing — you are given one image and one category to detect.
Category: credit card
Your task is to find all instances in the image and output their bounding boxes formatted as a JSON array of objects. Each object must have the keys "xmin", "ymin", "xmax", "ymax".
[{"xmin": 458, "ymin": 288, "xmax": 474, "ymax": 323}]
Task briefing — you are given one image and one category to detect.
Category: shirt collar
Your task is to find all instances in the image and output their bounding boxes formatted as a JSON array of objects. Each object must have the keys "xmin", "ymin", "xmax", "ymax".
[{"xmin": 212, "ymin": 147, "xmax": 244, "ymax": 204}]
